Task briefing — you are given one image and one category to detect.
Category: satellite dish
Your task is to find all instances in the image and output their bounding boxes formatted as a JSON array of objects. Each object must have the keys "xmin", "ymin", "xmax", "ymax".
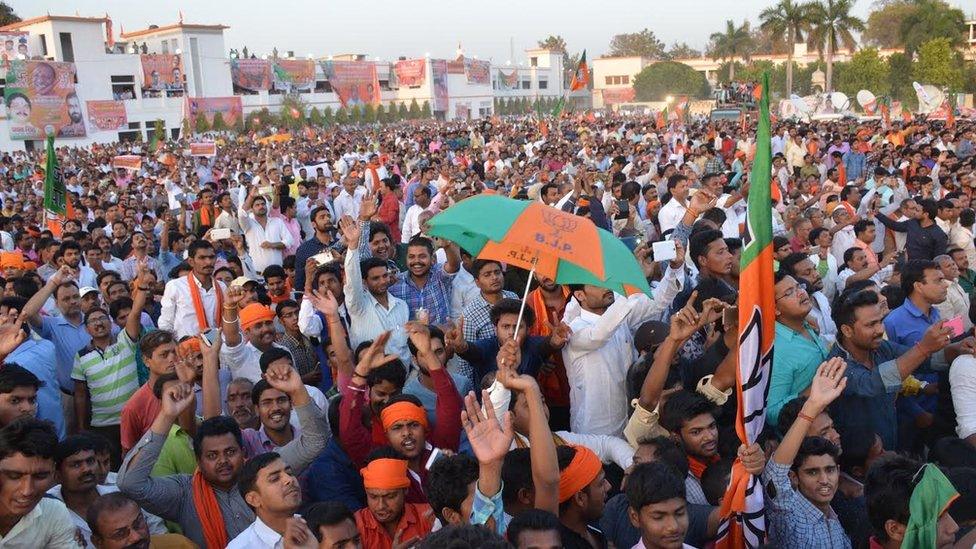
[
  {"xmin": 856, "ymin": 90, "xmax": 877, "ymax": 113},
  {"xmin": 830, "ymin": 92, "xmax": 850, "ymax": 111},
  {"xmin": 790, "ymin": 94, "xmax": 811, "ymax": 113}
]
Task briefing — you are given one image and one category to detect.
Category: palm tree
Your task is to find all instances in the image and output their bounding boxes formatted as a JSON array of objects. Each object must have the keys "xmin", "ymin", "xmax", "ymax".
[
  {"xmin": 759, "ymin": 0, "xmax": 813, "ymax": 96},
  {"xmin": 709, "ymin": 20, "xmax": 753, "ymax": 82},
  {"xmin": 806, "ymin": 0, "xmax": 864, "ymax": 92}
]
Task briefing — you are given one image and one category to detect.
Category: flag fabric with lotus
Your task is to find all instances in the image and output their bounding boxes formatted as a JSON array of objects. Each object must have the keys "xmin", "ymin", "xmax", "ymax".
[
  {"xmin": 570, "ymin": 50, "xmax": 588, "ymax": 92},
  {"xmin": 43, "ymin": 135, "xmax": 67, "ymax": 237},
  {"xmin": 716, "ymin": 71, "xmax": 775, "ymax": 549}
]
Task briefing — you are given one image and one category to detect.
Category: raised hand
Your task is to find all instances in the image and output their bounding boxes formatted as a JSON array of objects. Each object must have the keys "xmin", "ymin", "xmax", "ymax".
[
  {"xmin": 264, "ymin": 360, "xmax": 305, "ymax": 396},
  {"xmin": 698, "ymin": 297, "xmax": 728, "ymax": 327},
  {"xmin": 404, "ymin": 321, "xmax": 433, "ymax": 357},
  {"xmin": 919, "ymin": 320, "xmax": 953, "ymax": 354},
  {"xmin": 462, "ymin": 390, "xmax": 514, "ymax": 465},
  {"xmin": 0, "ymin": 313, "xmax": 27, "ymax": 360},
  {"xmin": 806, "ymin": 357, "xmax": 848, "ymax": 411},
  {"xmin": 358, "ymin": 192, "xmax": 378, "ymax": 221},
  {"xmin": 445, "ymin": 317, "xmax": 467, "ymax": 353},
  {"xmin": 548, "ymin": 321, "xmax": 572, "ymax": 348},
  {"xmin": 160, "ymin": 382, "xmax": 195, "ymax": 419},
  {"xmin": 309, "ymin": 289, "xmax": 339, "ymax": 317},
  {"xmin": 354, "ymin": 331, "xmax": 399, "ymax": 376},
  {"xmin": 670, "ymin": 239, "xmax": 686, "ymax": 269},
  {"xmin": 337, "ymin": 215, "xmax": 361, "ymax": 248},
  {"xmin": 224, "ymin": 285, "xmax": 246, "ymax": 310},
  {"xmin": 174, "ymin": 354, "xmax": 198, "ymax": 384},
  {"xmin": 496, "ymin": 335, "xmax": 522, "ymax": 373},
  {"xmin": 738, "ymin": 442, "xmax": 766, "ymax": 476},
  {"xmin": 496, "ymin": 359, "xmax": 538, "ymax": 394},
  {"xmin": 49, "ymin": 265, "xmax": 75, "ymax": 286},
  {"xmin": 669, "ymin": 290, "xmax": 701, "ymax": 342},
  {"xmin": 282, "ymin": 517, "xmax": 317, "ymax": 549},
  {"xmin": 303, "ymin": 257, "xmax": 319, "ymax": 291}
]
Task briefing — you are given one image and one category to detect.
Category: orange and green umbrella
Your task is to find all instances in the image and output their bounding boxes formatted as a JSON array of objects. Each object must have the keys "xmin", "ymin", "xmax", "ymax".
[{"xmin": 427, "ymin": 195, "xmax": 651, "ymax": 296}]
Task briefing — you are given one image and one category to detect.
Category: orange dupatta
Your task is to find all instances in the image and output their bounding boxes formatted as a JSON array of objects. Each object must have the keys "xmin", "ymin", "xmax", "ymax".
[
  {"xmin": 191, "ymin": 470, "xmax": 228, "ymax": 549},
  {"xmin": 187, "ymin": 273, "xmax": 224, "ymax": 332},
  {"xmin": 528, "ymin": 287, "xmax": 571, "ymax": 407}
]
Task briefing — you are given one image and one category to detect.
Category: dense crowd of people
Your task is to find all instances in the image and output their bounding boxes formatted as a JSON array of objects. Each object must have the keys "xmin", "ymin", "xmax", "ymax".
[{"xmin": 0, "ymin": 110, "xmax": 972, "ymax": 548}]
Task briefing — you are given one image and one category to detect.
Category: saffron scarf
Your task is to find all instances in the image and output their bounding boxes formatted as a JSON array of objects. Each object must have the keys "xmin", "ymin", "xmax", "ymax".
[
  {"xmin": 187, "ymin": 273, "xmax": 224, "ymax": 331},
  {"xmin": 688, "ymin": 454, "xmax": 719, "ymax": 479},
  {"xmin": 191, "ymin": 470, "xmax": 228, "ymax": 549}
]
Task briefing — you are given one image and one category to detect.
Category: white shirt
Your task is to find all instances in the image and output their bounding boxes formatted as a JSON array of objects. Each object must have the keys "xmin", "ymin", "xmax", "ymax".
[
  {"xmin": 333, "ymin": 187, "xmax": 367, "ymax": 221},
  {"xmin": 227, "ymin": 516, "xmax": 284, "ymax": 549},
  {"xmin": 561, "ymin": 293, "xmax": 659, "ymax": 436},
  {"xmin": 213, "ymin": 209, "xmax": 240, "ymax": 234},
  {"xmin": 402, "ymin": 204, "xmax": 426, "ymax": 243},
  {"xmin": 363, "ymin": 165, "xmax": 389, "ymax": 190},
  {"xmin": 0, "ymin": 496, "xmax": 81, "ymax": 548},
  {"xmin": 72, "ymin": 265, "xmax": 98, "ymax": 289},
  {"xmin": 950, "ymin": 354, "xmax": 976, "ymax": 439},
  {"xmin": 952, "ymin": 225, "xmax": 976, "ymax": 269},
  {"xmin": 511, "ymin": 431, "xmax": 634, "ymax": 469},
  {"xmin": 807, "ymin": 291, "xmax": 837, "ymax": 348},
  {"xmin": 830, "ymin": 225, "xmax": 857, "ymax": 265},
  {"xmin": 658, "ymin": 198, "xmax": 688, "ymax": 235},
  {"xmin": 449, "ymin": 267, "xmax": 479, "ymax": 321},
  {"xmin": 47, "ymin": 484, "xmax": 166, "ymax": 548},
  {"xmin": 159, "ymin": 275, "xmax": 227, "ymax": 340},
  {"xmin": 238, "ymin": 211, "xmax": 294, "ymax": 273},
  {"xmin": 935, "ymin": 280, "xmax": 972, "ymax": 332},
  {"xmin": 809, "ymin": 253, "xmax": 839, "ymax": 302},
  {"xmin": 343, "ymin": 247, "xmax": 410, "ymax": 363}
]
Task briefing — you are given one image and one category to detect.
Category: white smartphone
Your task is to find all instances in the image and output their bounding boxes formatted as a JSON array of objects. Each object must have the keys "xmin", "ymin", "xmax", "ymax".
[
  {"xmin": 258, "ymin": 185, "xmax": 274, "ymax": 196},
  {"xmin": 200, "ymin": 328, "xmax": 219, "ymax": 347},
  {"xmin": 210, "ymin": 228, "xmax": 231, "ymax": 241},
  {"xmin": 312, "ymin": 251, "xmax": 336, "ymax": 265},
  {"xmin": 652, "ymin": 240, "xmax": 678, "ymax": 262}
]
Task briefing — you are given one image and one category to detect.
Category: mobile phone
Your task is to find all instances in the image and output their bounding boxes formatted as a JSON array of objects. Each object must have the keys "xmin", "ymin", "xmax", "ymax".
[
  {"xmin": 615, "ymin": 199, "xmax": 630, "ymax": 219},
  {"xmin": 258, "ymin": 185, "xmax": 274, "ymax": 196},
  {"xmin": 425, "ymin": 448, "xmax": 444, "ymax": 470},
  {"xmin": 652, "ymin": 240, "xmax": 677, "ymax": 262},
  {"xmin": 945, "ymin": 316, "xmax": 965, "ymax": 338},
  {"xmin": 200, "ymin": 328, "xmax": 219, "ymax": 347},
  {"xmin": 210, "ymin": 228, "xmax": 231, "ymax": 241},
  {"xmin": 312, "ymin": 251, "xmax": 336, "ymax": 265}
]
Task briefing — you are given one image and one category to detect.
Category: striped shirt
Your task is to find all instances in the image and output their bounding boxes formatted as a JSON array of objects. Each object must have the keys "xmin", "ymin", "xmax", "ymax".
[{"xmin": 71, "ymin": 330, "xmax": 140, "ymax": 427}]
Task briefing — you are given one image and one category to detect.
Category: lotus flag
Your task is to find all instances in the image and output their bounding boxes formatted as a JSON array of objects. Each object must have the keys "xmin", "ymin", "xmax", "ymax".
[
  {"xmin": 570, "ymin": 50, "xmax": 588, "ymax": 92},
  {"xmin": 43, "ymin": 135, "xmax": 67, "ymax": 237}
]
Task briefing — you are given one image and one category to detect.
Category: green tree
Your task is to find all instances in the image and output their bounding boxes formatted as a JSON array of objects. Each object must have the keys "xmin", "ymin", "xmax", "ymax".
[
  {"xmin": 709, "ymin": 20, "xmax": 753, "ymax": 82},
  {"xmin": 899, "ymin": 0, "xmax": 966, "ymax": 56},
  {"xmin": 408, "ymin": 99, "xmax": 421, "ymax": 119},
  {"xmin": 886, "ymin": 52, "xmax": 914, "ymax": 101},
  {"xmin": 835, "ymin": 48, "xmax": 889, "ymax": 97},
  {"xmin": 363, "ymin": 103, "xmax": 377, "ymax": 124},
  {"xmin": 153, "ymin": 119, "xmax": 166, "ymax": 143},
  {"xmin": 323, "ymin": 106, "xmax": 334, "ymax": 126},
  {"xmin": 0, "ymin": 2, "xmax": 20, "ymax": 27},
  {"xmin": 538, "ymin": 35, "xmax": 567, "ymax": 52},
  {"xmin": 398, "ymin": 102, "xmax": 409, "ymax": 120},
  {"xmin": 863, "ymin": 1, "xmax": 918, "ymax": 49},
  {"xmin": 633, "ymin": 61, "xmax": 711, "ymax": 101},
  {"xmin": 194, "ymin": 113, "xmax": 210, "ymax": 134},
  {"xmin": 334, "ymin": 107, "xmax": 347, "ymax": 125},
  {"xmin": 666, "ymin": 42, "xmax": 702, "ymax": 59},
  {"xmin": 807, "ymin": 0, "xmax": 864, "ymax": 92},
  {"xmin": 608, "ymin": 28, "xmax": 667, "ymax": 59},
  {"xmin": 348, "ymin": 105, "xmax": 362, "ymax": 125},
  {"xmin": 309, "ymin": 106, "xmax": 323, "ymax": 127},
  {"xmin": 181, "ymin": 117, "xmax": 192, "ymax": 138},
  {"xmin": 914, "ymin": 37, "xmax": 965, "ymax": 91},
  {"xmin": 211, "ymin": 111, "xmax": 228, "ymax": 132},
  {"xmin": 760, "ymin": 0, "xmax": 814, "ymax": 96},
  {"xmin": 716, "ymin": 61, "xmax": 747, "ymax": 83},
  {"xmin": 421, "ymin": 100, "xmax": 432, "ymax": 118}
]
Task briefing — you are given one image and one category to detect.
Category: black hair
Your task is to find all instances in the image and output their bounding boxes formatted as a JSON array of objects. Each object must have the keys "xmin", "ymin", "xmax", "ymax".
[
  {"xmin": 778, "ymin": 253, "xmax": 810, "ymax": 279},
  {"xmin": 407, "ymin": 234, "xmax": 435, "ymax": 255},
  {"xmin": 945, "ymin": 467, "xmax": 976, "ymax": 526},
  {"xmin": 96, "ymin": 270, "xmax": 120, "ymax": 287},
  {"xmin": 0, "ymin": 417, "xmax": 57, "ymax": 461},
  {"xmin": 930, "ymin": 437, "xmax": 976, "ymax": 469},
  {"xmin": 426, "ymin": 453, "xmax": 479, "ymax": 523},
  {"xmin": 406, "ymin": 325, "xmax": 445, "ymax": 357},
  {"xmin": 311, "ymin": 261, "xmax": 343, "ymax": 292},
  {"xmin": 139, "ymin": 329, "xmax": 175, "ymax": 359},
  {"xmin": 86, "ymin": 492, "xmax": 141, "ymax": 540},
  {"xmin": 366, "ymin": 358, "xmax": 407, "ymax": 390},
  {"xmin": 900, "ymin": 259, "xmax": 938, "ymax": 298},
  {"xmin": 838, "ymin": 425, "xmax": 880, "ymax": 476},
  {"xmin": 794, "ymin": 436, "xmax": 840, "ymax": 471},
  {"xmin": 238, "ymin": 451, "xmax": 282, "ymax": 502},
  {"xmin": 853, "ymin": 219, "xmax": 873, "ymax": 236},
  {"xmin": 250, "ymin": 378, "xmax": 291, "ymax": 406},
  {"xmin": 865, "ymin": 453, "xmax": 922, "ymax": 542},
  {"xmin": 360, "ymin": 257, "xmax": 388, "ymax": 279},
  {"xmin": 625, "ymin": 461, "xmax": 687, "ymax": 511},
  {"xmin": 53, "ymin": 433, "xmax": 99, "ymax": 467},
  {"xmin": 659, "ymin": 389, "xmax": 718, "ymax": 433},
  {"xmin": 0, "ymin": 363, "xmax": 40, "ymax": 395},
  {"xmin": 701, "ymin": 458, "xmax": 734, "ymax": 506},
  {"xmin": 689, "ymin": 229, "xmax": 725, "ymax": 269},
  {"xmin": 773, "ymin": 235, "xmax": 790, "ymax": 251},
  {"xmin": 917, "ymin": 198, "xmax": 939, "ymax": 221},
  {"xmin": 506, "ymin": 509, "xmax": 562, "ymax": 547},
  {"xmin": 961, "ymin": 208, "xmax": 976, "ymax": 228},
  {"xmin": 777, "ymin": 397, "xmax": 809, "ymax": 437},
  {"xmin": 489, "ymin": 298, "xmax": 535, "ymax": 331},
  {"xmin": 259, "ymin": 347, "xmax": 292, "ymax": 374},
  {"xmin": 10, "ymin": 278, "xmax": 38, "ymax": 300},
  {"xmin": 187, "ymin": 239, "xmax": 215, "ymax": 259},
  {"xmin": 471, "ymin": 259, "xmax": 502, "ymax": 279},
  {"xmin": 501, "ymin": 448, "xmax": 533, "ymax": 507},
  {"xmin": 302, "ymin": 502, "xmax": 356, "ymax": 542},
  {"xmin": 636, "ymin": 435, "xmax": 690, "ymax": 477},
  {"xmin": 263, "ymin": 264, "xmax": 287, "ymax": 281},
  {"xmin": 108, "ymin": 297, "xmax": 133, "ymax": 321},
  {"xmin": 192, "ymin": 416, "xmax": 244, "ymax": 459},
  {"xmin": 809, "ymin": 227, "xmax": 827, "ymax": 245},
  {"xmin": 667, "ymin": 174, "xmax": 687, "ymax": 191},
  {"xmin": 151, "ymin": 372, "xmax": 180, "ymax": 400},
  {"xmin": 831, "ymin": 289, "xmax": 880, "ymax": 342},
  {"xmin": 702, "ymin": 207, "xmax": 727, "ymax": 226},
  {"xmin": 418, "ymin": 524, "xmax": 511, "ymax": 549}
]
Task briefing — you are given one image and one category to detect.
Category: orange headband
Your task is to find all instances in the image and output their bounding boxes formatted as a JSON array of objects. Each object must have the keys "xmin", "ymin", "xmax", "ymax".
[
  {"xmin": 239, "ymin": 303, "xmax": 275, "ymax": 332},
  {"xmin": 178, "ymin": 337, "xmax": 202, "ymax": 357},
  {"xmin": 558, "ymin": 446, "xmax": 603, "ymax": 503},
  {"xmin": 380, "ymin": 401, "xmax": 429, "ymax": 432},
  {"xmin": 360, "ymin": 458, "xmax": 411, "ymax": 490}
]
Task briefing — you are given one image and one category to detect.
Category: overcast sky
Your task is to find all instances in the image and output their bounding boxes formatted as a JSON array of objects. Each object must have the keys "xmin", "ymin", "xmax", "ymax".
[{"xmin": 12, "ymin": 0, "xmax": 976, "ymax": 63}]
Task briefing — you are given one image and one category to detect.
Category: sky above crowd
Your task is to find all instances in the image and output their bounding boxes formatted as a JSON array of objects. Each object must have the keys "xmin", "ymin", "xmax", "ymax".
[{"xmin": 12, "ymin": 0, "xmax": 976, "ymax": 64}]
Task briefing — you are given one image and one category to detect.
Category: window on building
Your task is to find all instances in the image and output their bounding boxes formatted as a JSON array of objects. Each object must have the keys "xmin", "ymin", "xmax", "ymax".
[
  {"xmin": 622, "ymin": 75, "xmax": 630, "ymax": 84},
  {"xmin": 39, "ymin": 34, "xmax": 48, "ymax": 56},
  {"xmin": 59, "ymin": 33, "xmax": 74, "ymax": 62},
  {"xmin": 605, "ymin": 76, "xmax": 613, "ymax": 85},
  {"xmin": 379, "ymin": 79, "xmax": 391, "ymax": 91},
  {"xmin": 521, "ymin": 79, "xmax": 531, "ymax": 89},
  {"xmin": 110, "ymin": 75, "xmax": 136, "ymax": 100},
  {"xmin": 538, "ymin": 78, "xmax": 548, "ymax": 90},
  {"xmin": 530, "ymin": 57, "xmax": 538, "ymax": 67},
  {"xmin": 161, "ymin": 41, "xmax": 169, "ymax": 54},
  {"xmin": 314, "ymin": 80, "xmax": 333, "ymax": 93}
]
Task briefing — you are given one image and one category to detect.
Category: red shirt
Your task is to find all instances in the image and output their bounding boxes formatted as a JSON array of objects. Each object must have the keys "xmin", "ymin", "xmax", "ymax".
[
  {"xmin": 355, "ymin": 503, "xmax": 433, "ymax": 549},
  {"xmin": 120, "ymin": 382, "xmax": 161, "ymax": 453},
  {"xmin": 378, "ymin": 192, "xmax": 401, "ymax": 243}
]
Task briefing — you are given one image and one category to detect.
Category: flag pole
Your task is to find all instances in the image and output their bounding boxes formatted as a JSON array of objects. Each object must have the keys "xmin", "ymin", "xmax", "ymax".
[{"xmin": 513, "ymin": 259, "xmax": 537, "ymax": 339}]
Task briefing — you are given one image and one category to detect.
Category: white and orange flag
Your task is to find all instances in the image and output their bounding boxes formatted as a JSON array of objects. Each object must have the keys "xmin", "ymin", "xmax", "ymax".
[{"xmin": 715, "ymin": 71, "xmax": 774, "ymax": 549}]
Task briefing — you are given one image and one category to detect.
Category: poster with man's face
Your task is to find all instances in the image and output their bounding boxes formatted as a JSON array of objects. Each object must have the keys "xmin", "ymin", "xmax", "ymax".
[
  {"xmin": 4, "ymin": 60, "xmax": 86, "ymax": 139},
  {"xmin": 141, "ymin": 54, "xmax": 185, "ymax": 91}
]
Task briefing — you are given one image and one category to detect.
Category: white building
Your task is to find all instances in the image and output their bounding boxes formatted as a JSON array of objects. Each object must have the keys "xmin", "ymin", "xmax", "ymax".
[{"xmin": 0, "ymin": 13, "xmax": 567, "ymax": 151}]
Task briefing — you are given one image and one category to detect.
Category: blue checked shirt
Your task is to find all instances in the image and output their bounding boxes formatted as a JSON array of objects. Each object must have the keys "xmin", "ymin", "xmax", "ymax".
[
  {"xmin": 763, "ymin": 460, "xmax": 852, "ymax": 548},
  {"xmin": 470, "ymin": 484, "xmax": 510, "ymax": 536},
  {"xmin": 462, "ymin": 291, "xmax": 519, "ymax": 342},
  {"xmin": 389, "ymin": 264, "xmax": 455, "ymax": 325}
]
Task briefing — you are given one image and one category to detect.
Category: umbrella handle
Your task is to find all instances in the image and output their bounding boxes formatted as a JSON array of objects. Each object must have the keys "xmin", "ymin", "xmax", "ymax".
[{"xmin": 514, "ymin": 261, "xmax": 536, "ymax": 339}]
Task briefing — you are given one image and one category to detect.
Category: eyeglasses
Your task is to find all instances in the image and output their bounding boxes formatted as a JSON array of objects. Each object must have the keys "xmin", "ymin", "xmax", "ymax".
[
  {"xmin": 86, "ymin": 315, "xmax": 110, "ymax": 325},
  {"xmin": 775, "ymin": 282, "xmax": 806, "ymax": 301}
]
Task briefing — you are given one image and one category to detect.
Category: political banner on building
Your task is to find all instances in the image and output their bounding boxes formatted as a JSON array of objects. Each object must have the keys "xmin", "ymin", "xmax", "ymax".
[
  {"xmin": 4, "ymin": 60, "xmax": 86, "ymax": 140},
  {"xmin": 86, "ymin": 100, "xmax": 127, "ymax": 131},
  {"xmin": 112, "ymin": 155, "xmax": 142, "ymax": 171},
  {"xmin": 497, "ymin": 69, "xmax": 519, "ymax": 91},
  {"xmin": 456, "ymin": 103, "xmax": 470, "ymax": 120},
  {"xmin": 140, "ymin": 54, "xmax": 185, "ymax": 91},
  {"xmin": 272, "ymin": 59, "xmax": 315, "ymax": 93},
  {"xmin": 189, "ymin": 142, "xmax": 217, "ymax": 157},
  {"xmin": 464, "ymin": 59, "xmax": 490, "ymax": 85},
  {"xmin": 602, "ymin": 87, "xmax": 636, "ymax": 105},
  {"xmin": 0, "ymin": 32, "xmax": 28, "ymax": 68},
  {"xmin": 321, "ymin": 60, "xmax": 380, "ymax": 108},
  {"xmin": 395, "ymin": 59, "xmax": 426, "ymax": 87},
  {"xmin": 231, "ymin": 58, "xmax": 272, "ymax": 91},
  {"xmin": 431, "ymin": 59, "xmax": 449, "ymax": 112},
  {"xmin": 186, "ymin": 96, "xmax": 243, "ymax": 127}
]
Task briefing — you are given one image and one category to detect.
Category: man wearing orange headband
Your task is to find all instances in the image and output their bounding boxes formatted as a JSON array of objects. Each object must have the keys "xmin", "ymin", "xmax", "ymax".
[
  {"xmin": 556, "ymin": 445, "xmax": 611, "ymax": 549},
  {"xmin": 220, "ymin": 286, "xmax": 289, "ymax": 382},
  {"xmin": 355, "ymin": 454, "xmax": 434, "ymax": 549}
]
